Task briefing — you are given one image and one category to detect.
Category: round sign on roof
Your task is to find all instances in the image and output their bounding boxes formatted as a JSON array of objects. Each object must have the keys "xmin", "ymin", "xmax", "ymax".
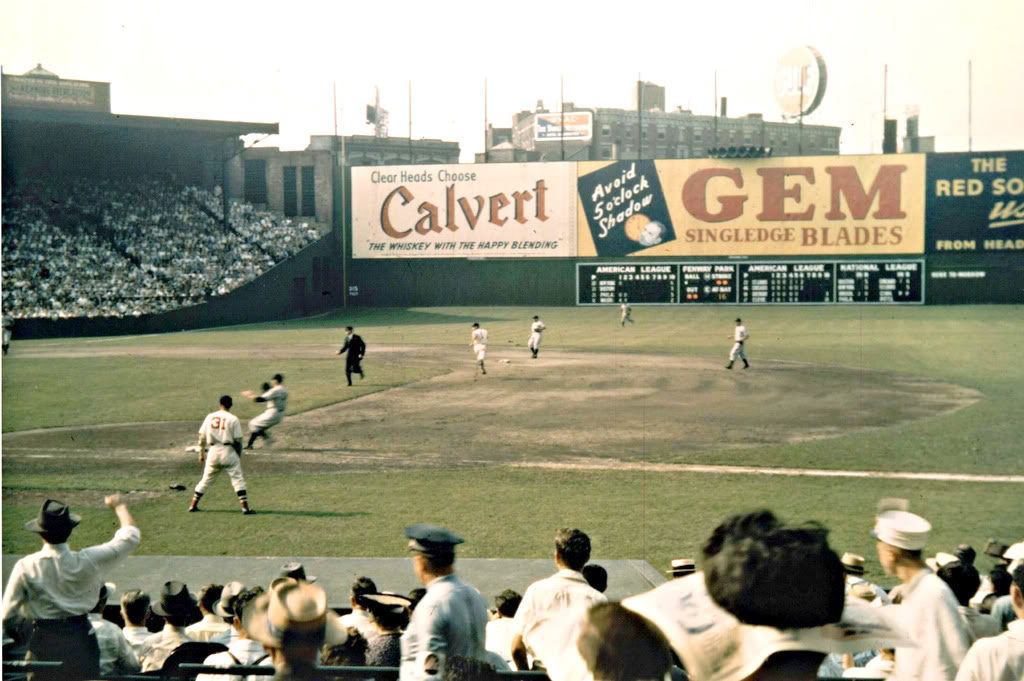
[{"xmin": 774, "ymin": 46, "xmax": 827, "ymax": 119}]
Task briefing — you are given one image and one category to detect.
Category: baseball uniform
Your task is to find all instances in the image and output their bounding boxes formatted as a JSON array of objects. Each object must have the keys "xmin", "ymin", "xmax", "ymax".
[
  {"xmin": 2, "ymin": 316, "xmax": 12, "ymax": 355},
  {"xmin": 726, "ymin": 319, "xmax": 750, "ymax": 369},
  {"xmin": 471, "ymin": 326, "xmax": 488, "ymax": 375},
  {"xmin": 620, "ymin": 304, "xmax": 633, "ymax": 326},
  {"xmin": 527, "ymin": 318, "xmax": 545, "ymax": 358},
  {"xmin": 193, "ymin": 408, "xmax": 247, "ymax": 501},
  {"xmin": 249, "ymin": 384, "xmax": 287, "ymax": 432}
]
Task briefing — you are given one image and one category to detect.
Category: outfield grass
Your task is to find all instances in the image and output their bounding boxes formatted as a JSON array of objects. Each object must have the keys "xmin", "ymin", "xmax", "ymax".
[{"xmin": 3, "ymin": 305, "xmax": 1023, "ymax": 585}]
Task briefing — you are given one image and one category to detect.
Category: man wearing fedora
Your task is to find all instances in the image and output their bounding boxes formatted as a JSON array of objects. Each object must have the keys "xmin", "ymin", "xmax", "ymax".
[
  {"xmin": 873, "ymin": 506, "xmax": 971, "ymax": 681},
  {"xmin": 1, "ymin": 494, "xmax": 140, "ymax": 681},
  {"xmin": 138, "ymin": 581, "xmax": 198, "ymax": 672},
  {"xmin": 197, "ymin": 585, "xmax": 272, "ymax": 681},
  {"xmin": 242, "ymin": 577, "xmax": 347, "ymax": 680},
  {"xmin": 840, "ymin": 552, "xmax": 891, "ymax": 605},
  {"xmin": 400, "ymin": 523, "xmax": 489, "ymax": 680}
]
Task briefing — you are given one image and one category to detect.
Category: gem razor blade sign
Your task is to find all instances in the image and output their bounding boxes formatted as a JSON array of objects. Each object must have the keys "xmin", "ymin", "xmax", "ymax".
[
  {"xmin": 352, "ymin": 164, "xmax": 578, "ymax": 258},
  {"xmin": 576, "ymin": 155, "xmax": 925, "ymax": 257}
]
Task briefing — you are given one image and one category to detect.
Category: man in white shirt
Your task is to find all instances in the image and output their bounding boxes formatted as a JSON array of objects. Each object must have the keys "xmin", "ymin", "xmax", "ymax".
[
  {"xmin": 243, "ymin": 374, "xmax": 288, "ymax": 449},
  {"xmin": 197, "ymin": 586, "xmax": 272, "ymax": 681},
  {"xmin": 471, "ymin": 323, "xmax": 488, "ymax": 375},
  {"xmin": 120, "ymin": 589, "xmax": 152, "ymax": 654},
  {"xmin": 873, "ymin": 508, "xmax": 971, "ymax": 681},
  {"xmin": 510, "ymin": 528, "xmax": 608, "ymax": 670},
  {"xmin": 338, "ymin": 576, "xmax": 378, "ymax": 640},
  {"xmin": 485, "ymin": 589, "xmax": 522, "ymax": 669},
  {"xmin": 527, "ymin": 316, "xmax": 545, "ymax": 359},
  {"xmin": 189, "ymin": 395, "xmax": 253, "ymax": 515},
  {"xmin": 137, "ymin": 581, "xmax": 197, "ymax": 672},
  {"xmin": 955, "ymin": 563, "xmax": 1024, "ymax": 681},
  {"xmin": 726, "ymin": 317, "xmax": 750, "ymax": 369},
  {"xmin": 89, "ymin": 583, "xmax": 140, "ymax": 675},
  {"xmin": 186, "ymin": 584, "xmax": 232, "ymax": 642},
  {"xmin": 1, "ymin": 495, "xmax": 140, "ymax": 681}
]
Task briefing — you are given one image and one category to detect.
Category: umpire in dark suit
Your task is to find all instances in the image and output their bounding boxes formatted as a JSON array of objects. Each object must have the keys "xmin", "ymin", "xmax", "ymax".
[{"xmin": 337, "ymin": 326, "xmax": 366, "ymax": 386}]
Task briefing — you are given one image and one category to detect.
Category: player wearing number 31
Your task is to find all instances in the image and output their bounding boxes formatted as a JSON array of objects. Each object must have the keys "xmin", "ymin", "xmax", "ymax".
[
  {"xmin": 189, "ymin": 395, "xmax": 254, "ymax": 515},
  {"xmin": 527, "ymin": 315, "xmax": 545, "ymax": 359},
  {"xmin": 726, "ymin": 318, "xmax": 750, "ymax": 370}
]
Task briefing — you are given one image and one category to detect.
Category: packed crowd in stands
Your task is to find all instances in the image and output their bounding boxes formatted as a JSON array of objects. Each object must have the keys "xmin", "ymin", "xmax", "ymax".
[
  {"xmin": 2, "ymin": 496, "xmax": 1022, "ymax": 681},
  {"xmin": 1, "ymin": 177, "xmax": 322, "ymax": 320}
]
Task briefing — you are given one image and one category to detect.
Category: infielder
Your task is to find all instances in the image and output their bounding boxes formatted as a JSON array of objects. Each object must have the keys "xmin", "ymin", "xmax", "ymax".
[
  {"xmin": 470, "ymin": 322, "xmax": 488, "ymax": 375},
  {"xmin": 620, "ymin": 303, "xmax": 634, "ymax": 326},
  {"xmin": 242, "ymin": 373, "xmax": 288, "ymax": 449},
  {"xmin": 726, "ymin": 317, "xmax": 751, "ymax": 370},
  {"xmin": 527, "ymin": 315, "xmax": 545, "ymax": 359},
  {"xmin": 189, "ymin": 395, "xmax": 253, "ymax": 514}
]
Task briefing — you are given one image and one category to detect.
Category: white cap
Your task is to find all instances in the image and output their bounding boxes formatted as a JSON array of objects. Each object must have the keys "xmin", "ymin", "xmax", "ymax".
[
  {"xmin": 872, "ymin": 510, "xmax": 931, "ymax": 550},
  {"xmin": 1003, "ymin": 542, "xmax": 1024, "ymax": 560},
  {"xmin": 925, "ymin": 552, "xmax": 959, "ymax": 571}
]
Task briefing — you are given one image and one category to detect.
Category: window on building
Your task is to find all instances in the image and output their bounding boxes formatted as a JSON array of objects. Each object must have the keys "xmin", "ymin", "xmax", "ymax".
[
  {"xmin": 676, "ymin": 146, "xmax": 689, "ymax": 158},
  {"xmin": 602, "ymin": 125, "xmax": 611, "ymax": 136},
  {"xmin": 283, "ymin": 166, "xmax": 298, "ymax": 217},
  {"xmin": 301, "ymin": 166, "xmax": 316, "ymax": 217},
  {"xmin": 694, "ymin": 147, "xmax": 704, "ymax": 157},
  {"xmin": 641, "ymin": 130, "xmax": 648, "ymax": 140},
  {"xmin": 244, "ymin": 159, "xmax": 268, "ymax": 204},
  {"xmin": 602, "ymin": 146, "xmax": 612, "ymax": 159},
  {"xmin": 657, "ymin": 129, "xmax": 666, "ymax": 140},
  {"xmin": 743, "ymin": 130, "xmax": 752, "ymax": 143},
  {"xmin": 693, "ymin": 129, "xmax": 703, "ymax": 142}
]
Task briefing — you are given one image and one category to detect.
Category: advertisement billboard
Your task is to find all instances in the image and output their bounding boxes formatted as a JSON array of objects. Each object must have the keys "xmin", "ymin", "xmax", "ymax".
[
  {"xmin": 926, "ymin": 151, "xmax": 1024, "ymax": 253},
  {"xmin": 351, "ymin": 163, "xmax": 578, "ymax": 258},
  {"xmin": 535, "ymin": 111, "xmax": 593, "ymax": 142},
  {"xmin": 576, "ymin": 155, "xmax": 925, "ymax": 257}
]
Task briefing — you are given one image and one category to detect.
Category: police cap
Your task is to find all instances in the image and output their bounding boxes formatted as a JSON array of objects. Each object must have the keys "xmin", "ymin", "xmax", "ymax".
[{"xmin": 405, "ymin": 523, "xmax": 464, "ymax": 557}]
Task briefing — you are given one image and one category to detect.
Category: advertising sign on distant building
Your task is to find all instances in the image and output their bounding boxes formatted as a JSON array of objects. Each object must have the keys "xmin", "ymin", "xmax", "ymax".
[
  {"xmin": 926, "ymin": 151, "xmax": 1024, "ymax": 253},
  {"xmin": 534, "ymin": 111, "xmax": 593, "ymax": 142},
  {"xmin": 577, "ymin": 155, "xmax": 925, "ymax": 257},
  {"xmin": 774, "ymin": 46, "xmax": 827, "ymax": 119},
  {"xmin": 351, "ymin": 163, "xmax": 578, "ymax": 258},
  {"xmin": 1, "ymin": 74, "xmax": 111, "ymax": 113}
]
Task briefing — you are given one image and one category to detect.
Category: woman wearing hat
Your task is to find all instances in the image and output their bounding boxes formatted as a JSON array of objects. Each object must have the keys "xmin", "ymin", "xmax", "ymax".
[
  {"xmin": 0, "ymin": 495, "xmax": 140, "ymax": 681},
  {"xmin": 361, "ymin": 593, "xmax": 412, "ymax": 667}
]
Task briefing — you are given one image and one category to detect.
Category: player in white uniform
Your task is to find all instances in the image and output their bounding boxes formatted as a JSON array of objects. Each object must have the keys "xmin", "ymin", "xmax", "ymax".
[
  {"xmin": 242, "ymin": 373, "xmax": 288, "ymax": 449},
  {"xmin": 189, "ymin": 395, "xmax": 253, "ymax": 514},
  {"xmin": 527, "ymin": 315, "xmax": 545, "ymax": 359},
  {"xmin": 620, "ymin": 303, "xmax": 633, "ymax": 326},
  {"xmin": 471, "ymin": 323, "xmax": 488, "ymax": 375},
  {"xmin": 726, "ymin": 317, "xmax": 750, "ymax": 370},
  {"xmin": 2, "ymin": 316, "xmax": 12, "ymax": 356}
]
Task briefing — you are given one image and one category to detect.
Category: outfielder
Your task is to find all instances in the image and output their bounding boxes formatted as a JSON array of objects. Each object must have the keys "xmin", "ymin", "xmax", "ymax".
[
  {"xmin": 471, "ymin": 323, "xmax": 488, "ymax": 375},
  {"xmin": 2, "ymin": 316, "xmax": 12, "ymax": 356},
  {"xmin": 189, "ymin": 395, "xmax": 253, "ymax": 514},
  {"xmin": 620, "ymin": 303, "xmax": 634, "ymax": 327},
  {"xmin": 726, "ymin": 317, "xmax": 751, "ymax": 370},
  {"xmin": 527, "ymin": 315, "xmax": 545, "ymax": 359},
  {"xmin": 242, "ymin": 373, "xmax": 287, "ymax": 449}
]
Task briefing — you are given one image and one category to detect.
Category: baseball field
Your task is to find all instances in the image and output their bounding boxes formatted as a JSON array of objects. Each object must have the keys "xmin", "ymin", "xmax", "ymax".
[{"xmin": 2, "ymin": 304, "xmax": 1022, "ymax": 588}]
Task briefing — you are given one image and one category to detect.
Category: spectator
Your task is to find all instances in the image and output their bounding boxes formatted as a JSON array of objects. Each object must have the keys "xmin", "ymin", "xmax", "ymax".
[
  {"xmin": 210, "ymin": 581, "xmax": 246, "ymax": 647},
  {"xmin": 138, "ymin": 581, "xmax": 198, "ymax": 672},
  {"xmin": 0, "ymin": 495, "xmax": 140, "ymax": 681},
  {"xmin": 954, "ymin": 562, "xmax": 1024, "ymax": 681},
  {"xmin": 88, "ymin": 582, "xmax": 140, "ymax": 675},
  {"xmin": 990, "ymin": 543, "xmax": 1024, "ymax": 631},
  {"xmin": 485, "ymin": 589, "xmax": 521, "ymax": 668},
  {"xmin": 407, "ymin": 587, "xmax": 427, "ymax": 612},
  {"xmin": 665, "ymin": 558, "xmax": 696, "ymax": 580},
  {"xmin": 582, "ymin": 564, "xmax": 608, "ymax": 594},
  {"xmin": 511, "ymin": 528, "xmax": 608, "ymax": 670},
  {"xmin": 188, "ymin": 583, "xmax": 232, "ymax": 641},
  {"xmin": 279, "ymin": 562, "xmax": 316, "ymax": 584},
  {"xmin": 321, "ymin": 628, "xmax": 368, "ymax": 676},
  {"xmin": 400, "ymin": 523, "xmax": 490, "ymax": 680},
  {"xmin": 937, "ymin": 561, "xmax": 1001, "ymax": 643},
  {"xmin": 576, "ymin": 602, "xmax": 673, "ymax": 681},
  {"xmin": 196, "ymin": 586, "xmax": 272, "ymax": 681},
  {"xmin": 242, "ymin": 577, "xmax": 347, "ymax": 680},
  {"xmin": 841, "ymin": 552, "xmax": 892, "ymax": 605},
  {"xmin": 873, "ymin": 507, "xmax": 971, "ymax": 681},
  {"xmin": 361, "ymin": 593, "xmax": 412, "ymax": 667},
  {"xmin": 120, "ymin": 588, "xmax": 152, "ymax": 653},
  {"xmin": 338, "ymin": 576, "xmax": 377, "ymax": 639}
]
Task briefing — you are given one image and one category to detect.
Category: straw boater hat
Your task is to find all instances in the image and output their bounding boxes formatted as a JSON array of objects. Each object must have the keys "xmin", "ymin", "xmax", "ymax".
[
  {"xmin": 665, "ymin": 559, "xmax": 696, "ymax": 578},
  {"xmin": 243, "ymin": 578, "xmax": 347, "ymax": 649},
  {"xmin": 840, "ymin": 553, "xmax": 866, "ymax": 576}
]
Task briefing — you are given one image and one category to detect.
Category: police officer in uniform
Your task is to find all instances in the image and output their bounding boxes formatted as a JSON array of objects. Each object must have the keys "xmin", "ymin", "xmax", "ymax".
[{"xmin": 399, "ymin": 524, "xmax": 489, "ymax": 680}]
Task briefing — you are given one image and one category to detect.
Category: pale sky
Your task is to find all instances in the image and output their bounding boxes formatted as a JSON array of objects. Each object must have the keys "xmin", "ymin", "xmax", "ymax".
[{"xmin": 3, "ymin": 0, "xmax": 1022, "ymax": 161}]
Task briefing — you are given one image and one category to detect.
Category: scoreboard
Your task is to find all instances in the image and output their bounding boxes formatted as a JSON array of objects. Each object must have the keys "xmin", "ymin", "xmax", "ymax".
[{"xmin": 578, "ymin": 261, "xmax": 924, "ymax": 305}]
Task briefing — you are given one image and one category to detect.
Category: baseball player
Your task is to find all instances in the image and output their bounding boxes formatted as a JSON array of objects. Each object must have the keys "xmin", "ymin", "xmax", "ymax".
[
  {"xmin": 527, "ymin": 315, "xmax": 545, "ymax": 359},
  {"xmin": 620, "ymin": 303, "xmax": 634, "ymax": 327},
  {"xmin": 2, "ymin": 316, "xmax": 12, "ymax": 356},
  {"xmin": 726, "ymin": 317, "xmax": 751, "ymax": 370},
  {"xmin": 337, "ymin": 326, "xmax": 366, "ymax": 386},
  {"xmin": 242, "ymin": 373, "xmax": 288, "ymax": 449},
  {"xmin": 189, "ymin": 395, "xmax": 253, "ymax": 514},
  {"xmin": 470, "ymin": 323, "xmax": 488, "ymax": 375}
]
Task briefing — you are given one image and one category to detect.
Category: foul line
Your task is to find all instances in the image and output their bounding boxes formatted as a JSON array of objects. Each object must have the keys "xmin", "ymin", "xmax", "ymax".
[{"xmin": 510, "ymin": 461, "xmax": 1023, "ymax": 483}]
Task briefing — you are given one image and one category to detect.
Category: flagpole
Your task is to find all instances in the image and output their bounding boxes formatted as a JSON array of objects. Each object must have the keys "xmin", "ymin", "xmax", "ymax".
[
  {"xmin": 408, "ymin": 80, "xmax": 413, "ymax": 163},
  {"xmin": 561, "ymin": 74, "xmax": 565, "ymax": 161},
  {"xmin": 484, "ymin": 77, "xmax": 489, "ymax": 163}
]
